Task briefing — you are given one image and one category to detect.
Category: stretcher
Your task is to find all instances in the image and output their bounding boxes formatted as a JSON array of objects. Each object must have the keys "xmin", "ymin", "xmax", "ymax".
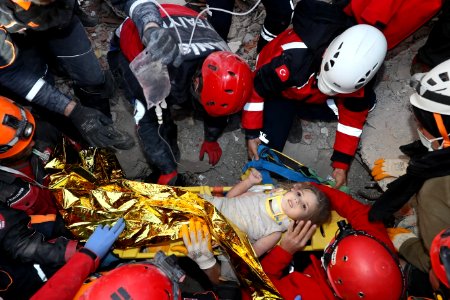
[{"xmin": 113, "ymin": 185, "xmax": 346, "ymax": 259}]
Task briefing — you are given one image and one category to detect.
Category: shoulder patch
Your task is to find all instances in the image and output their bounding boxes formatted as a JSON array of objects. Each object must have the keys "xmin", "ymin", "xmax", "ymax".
[
  {"xmin": 275, "ymin": 64, "xmax": 290, "ymax": 82},
  {"xmin": 0, "ymin": 214, "xmax": 5, "ymax": 230}
]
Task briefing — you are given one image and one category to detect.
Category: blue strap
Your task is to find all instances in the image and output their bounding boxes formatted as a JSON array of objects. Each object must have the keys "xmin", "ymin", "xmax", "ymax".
[
  {"xmin": 242, "ymin": 145, "xmax": 322, "ymax": 184},
  {"xmin": 242, "ymin": 159, "xmax": 320, "ymax": 184}
]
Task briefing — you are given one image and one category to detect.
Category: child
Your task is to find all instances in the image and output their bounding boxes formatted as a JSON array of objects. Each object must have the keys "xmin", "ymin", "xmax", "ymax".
[{"xmin": 201, "ymin": 169, "xmax": 331, "ymax": 257}]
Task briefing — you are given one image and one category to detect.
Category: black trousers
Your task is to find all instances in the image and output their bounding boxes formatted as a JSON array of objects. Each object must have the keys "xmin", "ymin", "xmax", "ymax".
[
  {"xmin": 418, "ymin": 0, "xmax": 450, "ymax": 67},
  {"xmin": 107, "ymin": 49, "xmax": 179, "ymax": 175}
]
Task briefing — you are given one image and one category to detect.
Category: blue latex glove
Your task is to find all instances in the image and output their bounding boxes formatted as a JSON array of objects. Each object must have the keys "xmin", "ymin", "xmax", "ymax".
[{"xmin": 85, "ymin": 218, "xmax": 125, "ymax": 260}]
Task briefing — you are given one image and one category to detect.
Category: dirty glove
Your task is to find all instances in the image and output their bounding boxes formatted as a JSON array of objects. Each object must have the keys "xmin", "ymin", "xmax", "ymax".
[
  {"xmin": 387, "ymin": 227, "xmax": 417, "ymax": 252},
  {"xmin": 199, "ymin": 141, "xmax": 222, "ymax": 166},
  {"xmin": 142, "ymin": 27, "xmax": 181, "ymax": 67},
  {"xmin": 371, "ymin": 158, "xmax": 409, "ymax": 181},
  {"xmin": 182, "ymin": 218, "xmax": 216, "ymax": 270},
  {"xmin": 69, "ymin": 104, "xmax": 134, "ymax": 150},
  {"xmin": 85, "ymin": 218, "xmax": 125, "ymax": 260}
]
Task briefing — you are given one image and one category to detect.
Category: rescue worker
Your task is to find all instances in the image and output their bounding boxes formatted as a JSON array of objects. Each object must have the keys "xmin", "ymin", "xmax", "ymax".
[
  {"xmin": 243, "ymin": 0, "xmax": 387, "ymax": 188},
  {"xmin": 0, "ymin": 97, "xmax": 124, "ymax": 299},
  {"xmin": 28, "ymin": 218, "xmax": 125, "ymax": 300},
  {"xmin": 369, "ymin": 59, "xmax": 450, "ymax": 298},
  {"xmin": 0, "ymin": 96, "xmax": 67, "ymax": 238},
  {"xmin": 32, "ymin": 249, "xmax": 185, "ymax": 300},
  {"xmin": 0, "ymin": 202, "xmax": 78, "ymax": 299},
  {"xmin": 108, "ymin": 4, "xmax": 253, "ymax": 185},
  {"xmin": 0, "ymin": 0, "xmax": 179, "ymax": 149},
  {"xmin": 182, "ymin": 182, "xmax": 405, "ymax": 300},
  {"xmin": 206, "ymin": 0, "xmax": 294, "ymax": 52},
  {"xmin": 430, "ymin": 228, "xmax": 450, "ymax": 299}
]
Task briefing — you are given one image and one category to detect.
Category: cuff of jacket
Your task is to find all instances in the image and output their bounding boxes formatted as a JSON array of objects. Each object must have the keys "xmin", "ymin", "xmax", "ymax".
[
  {"xmin": 331, "ymin": 150, "xmax": 352, "ymax": 170},
  {"xmin": 245, "ymin": 129, "xmax": 261, "ymax": 140},
  {"xmin": 65, "ymin": 239, "xmax": 79, "ymax": 262},
  {"xmin": 79, "ymin": 248, "xmax": 101, "ymax": 271}
]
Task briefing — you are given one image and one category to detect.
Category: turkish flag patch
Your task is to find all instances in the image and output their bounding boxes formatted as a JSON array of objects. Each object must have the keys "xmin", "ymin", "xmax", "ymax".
[
  {"xmin": 0, "ymin": 214, "xmax": 5, "ymax": 230},
  {"xmin": 275, "ymin": 65, "xmax": 290, "ymax": 82}
]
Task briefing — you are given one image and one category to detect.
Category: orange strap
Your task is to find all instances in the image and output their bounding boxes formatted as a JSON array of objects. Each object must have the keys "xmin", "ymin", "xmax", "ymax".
[
  {"xmin": 30, "ymin": 214, "xmax": 56, "ymax": 224},
  {"xmin": 0, "ymin": 270, "xmax": 12, "ymax": 292},
  {"xmin": 11, "ymin": 0, "xmax": 31, "ymax": 10},
  {"xmin": 433, "ymin": 113, "xmax": 450, "ymax": 148}
]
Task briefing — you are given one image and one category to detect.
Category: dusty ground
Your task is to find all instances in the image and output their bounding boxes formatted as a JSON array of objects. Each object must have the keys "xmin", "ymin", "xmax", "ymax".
[{"xmin": 77, "ymin": 0, "xmax": 433, "ymax": 201}]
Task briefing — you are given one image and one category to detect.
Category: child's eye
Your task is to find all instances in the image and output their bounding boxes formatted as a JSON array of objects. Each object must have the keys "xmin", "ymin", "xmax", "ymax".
[
  {"xmin": 296, "ymin": 192, "xmax": 301, "ymax": 197},
  {"xmin": 302, "ymin": 204, "xmax": 307, "ymax": 209}
]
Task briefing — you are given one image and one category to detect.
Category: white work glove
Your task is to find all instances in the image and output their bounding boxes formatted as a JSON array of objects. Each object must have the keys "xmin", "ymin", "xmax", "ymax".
[
  {"xmin": 387, "ymin": 227, "xmax": 417, "ymax": 251},
  {"xmin": 182, "ymin": 219, "xmax": 216, "ymax": 270},
  {"xmin": 371, "ymin": 158, "xmax": 409, "ymax": 181}
]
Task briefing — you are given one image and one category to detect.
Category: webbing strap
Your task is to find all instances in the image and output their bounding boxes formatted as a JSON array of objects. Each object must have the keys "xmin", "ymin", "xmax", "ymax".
[{"xmin": 243, "ymin": 145, "xmax": 321, "ymax": 184}]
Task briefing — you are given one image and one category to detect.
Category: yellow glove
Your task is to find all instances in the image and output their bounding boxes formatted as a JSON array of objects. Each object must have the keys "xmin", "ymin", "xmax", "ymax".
[
  {"xmin": 371, "ymin": 158, "xmax": 409, "ymax": 181},
  {"xmin": 181, "ymin": 218, "xmax": 215, "ymax": 269},
  {"xmin": 387, "ymin": 227, "xmax": 417, "ymax": 252}
]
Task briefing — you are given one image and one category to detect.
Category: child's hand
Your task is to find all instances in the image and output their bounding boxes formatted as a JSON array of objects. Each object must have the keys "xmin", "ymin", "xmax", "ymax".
[
  {"xmin": 247, "ymin": 168, "xmax": 263, "ymax": 185},
  {"xmin": 280, "ymin": 220, "xmax": 316, "ymax": 255}
]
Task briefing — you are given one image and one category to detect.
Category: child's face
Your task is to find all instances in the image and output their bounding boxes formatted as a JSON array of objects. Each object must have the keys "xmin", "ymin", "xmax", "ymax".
[{"xmin": 281, "ymin": 188, "xmax": 318, "ymax": 221}]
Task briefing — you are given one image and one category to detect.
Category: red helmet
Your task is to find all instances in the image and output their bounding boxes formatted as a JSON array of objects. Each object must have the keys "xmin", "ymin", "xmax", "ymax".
[
  {"xmin": 79, "ymin": 252, "xmax": 184, "ymax": 300},
  {"xmin": 430, "ymin": 228, "xmax": 450, "ymax": 288},
  {"xmin": 323, "ymin": 222, "xmax": 404, "ymax": 300},
  {"xmin": 200, "ymin": 51, "xmax": 253, "ymax": 117},
  {"xmin": 0, "ymin": 96, "xmax": 35, "ymax": 159}
]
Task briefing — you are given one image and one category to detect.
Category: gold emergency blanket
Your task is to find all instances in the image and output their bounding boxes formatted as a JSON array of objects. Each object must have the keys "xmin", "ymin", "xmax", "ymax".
[{"xmin": 47, "ymin": 141, "xmax": 281, "ymax": 299}]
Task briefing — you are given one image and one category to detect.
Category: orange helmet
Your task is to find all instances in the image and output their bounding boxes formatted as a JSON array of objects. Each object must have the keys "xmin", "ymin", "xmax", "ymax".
[
  {"xmin": 0, "ymin": 96, "xmax": 35, "ymax": 159},
  {"xmin": 79, "ymin": 252, "xmax": 184, "ymax": 300},
  {"xmin": 200, "ymin": 51, "xmax": 253, "ymax": 117},
  {"xmin": 323, "ymin": 221, "xmax": 405, "ymax": 300},
  {"xmin": 430, "ymin": 228, "xmax": 450, "ymax": 288}
]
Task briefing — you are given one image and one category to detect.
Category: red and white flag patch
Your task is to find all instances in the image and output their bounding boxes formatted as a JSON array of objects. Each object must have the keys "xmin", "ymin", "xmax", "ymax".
[
  {"xmin": 0, "ymin": 214, "xmax": 6, "ymax": 229},
  {"xmin": 275, "ymin": 65, "xmax": 290, "ymax": 82}
]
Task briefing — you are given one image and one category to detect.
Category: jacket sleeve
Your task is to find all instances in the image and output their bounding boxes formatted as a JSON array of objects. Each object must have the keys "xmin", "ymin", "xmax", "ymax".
[
  {"xmin": 0, "ymin": 207, "xmax": 77, "ymax": 267},
  {"xmin": 0, "ymin": 28, "xmax": 71, "ymax": 115},
  {"xmin": 345, "ymin": 0, "xmax": 404, "ymax": 28},
  {"xmin": 242, "ymin": 46, "xmax": 311, "ymax": 137},
  {"xmin": 260, "ymin": 245, "xmax": 293, "ymax": 279},
  {"xmin": 313, "ymin": 183, "xmax": 396, "ymax": 254},
  {"xmin": 330, "ymin": 95, "xmax": 369, "ymax": 170},
  {"xmin": 203, "ymin": 114, "xmax": 228, "ymax": 142},
  {"xmin": 117, "ymin": 0, "xmax": 162, "ymax": 40},
  {"xmin": 30, "ymin": 248, "xmax": 99, "ymax": 300}
]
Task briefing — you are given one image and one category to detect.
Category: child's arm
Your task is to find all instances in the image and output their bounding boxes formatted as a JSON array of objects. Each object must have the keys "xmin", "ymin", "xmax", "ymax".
[
  {"xmin": 252, "ymin": 232, "xmax": 282, "ymax": 257},
  {"xmin": 226, "ymin": 169, "xmax": 262, "ymax": 198}
]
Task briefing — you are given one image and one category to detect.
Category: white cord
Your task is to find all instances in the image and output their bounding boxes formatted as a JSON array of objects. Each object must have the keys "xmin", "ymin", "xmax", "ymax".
[
  {"xmin": 157, "ymin": 123, "xmax": 186, "ymax": 168},
  {"xmin": 186, "ymin": 1, "xmax": 262, "ymax": 51},
  {"xmin": 148, "ymin": 0, "xmax": 263, "ymax": 55}
]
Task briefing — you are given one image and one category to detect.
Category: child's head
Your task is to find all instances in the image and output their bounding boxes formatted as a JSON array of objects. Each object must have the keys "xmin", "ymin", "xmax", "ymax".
[{"xmin": 278, "ymin": 182, "xmax": 331, "ymax": 225}]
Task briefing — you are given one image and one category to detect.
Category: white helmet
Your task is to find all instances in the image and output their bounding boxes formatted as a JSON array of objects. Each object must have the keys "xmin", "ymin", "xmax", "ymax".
[
  {"xmin": 317, "ymin": 24, "xmax": 387, "ymax": 96},
  {"xmin": 410, "ymin": 59, "xmax": 450, "ymax": 115}
]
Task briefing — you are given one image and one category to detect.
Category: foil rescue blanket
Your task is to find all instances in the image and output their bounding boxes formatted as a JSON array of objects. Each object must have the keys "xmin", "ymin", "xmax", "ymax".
[{"xmin": 46, "ymin": 141, "xmax": 281, "ymax": 299}]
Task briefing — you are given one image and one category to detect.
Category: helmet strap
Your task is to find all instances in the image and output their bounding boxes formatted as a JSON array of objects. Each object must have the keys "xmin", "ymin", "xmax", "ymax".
[
  {"xmin": 151, "ymin": 251, "xmax": 185, "ymax": 300},
  {"xmin": 433, "ymin": 113, "xmax": 450, "ymax": 149}
]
